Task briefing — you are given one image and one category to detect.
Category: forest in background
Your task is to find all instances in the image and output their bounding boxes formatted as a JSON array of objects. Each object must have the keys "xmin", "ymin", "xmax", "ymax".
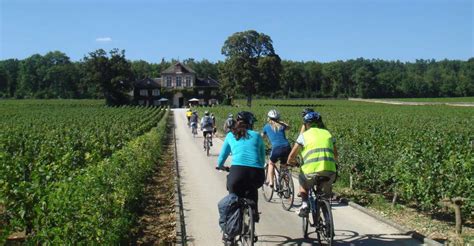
[{"xmin": 0, "ymin": 49, "xmax": 473, "ymax": 103}]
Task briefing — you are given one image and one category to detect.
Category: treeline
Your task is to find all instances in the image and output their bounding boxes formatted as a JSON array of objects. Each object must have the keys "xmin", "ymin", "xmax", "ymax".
[
  {"xmin": 0, "ymin": 50, "xmax": 219, "ymax": 104},
  {"xmin": 278, "ymin": 58, "xmax": 474, "ymax": 98},
  {"xmin": 1, "ymin": 49, "xmax": 472, "ymax": 101}
]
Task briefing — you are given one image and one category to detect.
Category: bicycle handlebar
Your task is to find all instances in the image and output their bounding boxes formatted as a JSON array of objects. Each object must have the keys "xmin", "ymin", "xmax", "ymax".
[{"xmin": 216, "ymin": 166, "xmax": 230, "ymax": 172}]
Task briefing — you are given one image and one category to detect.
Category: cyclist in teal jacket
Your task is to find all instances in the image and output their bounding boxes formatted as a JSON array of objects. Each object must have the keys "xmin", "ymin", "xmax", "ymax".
[{"xmin": 217, "ymin": 111, "xmax": 265, "ymax": 222}]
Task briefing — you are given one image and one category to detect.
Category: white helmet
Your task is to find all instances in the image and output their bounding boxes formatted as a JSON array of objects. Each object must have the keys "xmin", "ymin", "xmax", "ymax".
[{"xmin": 267, "ymin": 109, "xmax": 280, "ymax": 120}]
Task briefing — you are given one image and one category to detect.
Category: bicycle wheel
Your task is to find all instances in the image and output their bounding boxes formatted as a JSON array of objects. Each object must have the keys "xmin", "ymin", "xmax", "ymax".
[
  {"xmin": 316, "ymin": 200, "xmax": 334, "ymax": 245},
  {"xmin": 206, "ymin": 137, "xmax": 210, "ymax": 156},
  {"xmin": 261, "ymin": 164, "xmax": 274, "ymax": 202},
  {"xmin": 279, "ymin": 171, "xmax": 295, "ymax": 211},
  {"xmin": 240, "ymin": 205, "xmax": 254, "ymax": 246},
  {"xmin": 302, "ymin": 207, "xmax": 316, "ymax": 239}
]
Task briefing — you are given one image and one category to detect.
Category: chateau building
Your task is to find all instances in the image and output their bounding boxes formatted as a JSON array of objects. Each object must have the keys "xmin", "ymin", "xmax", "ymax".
[{"xmin": 133, "ymin": 62, "xmax": 220, "ymax": 107}]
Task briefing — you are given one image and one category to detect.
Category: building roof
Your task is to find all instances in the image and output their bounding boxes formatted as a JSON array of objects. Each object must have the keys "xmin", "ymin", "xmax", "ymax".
[
  {"xmin": 195, "ymin": 77, "xmax": 220, "ymax": 87},
  {"xmin": 161, "ymin": 62, "xmax": 196, "ymax": 74},
  {"xmin": 134, "ymin": 77, "xmax": 161, "ymax": 89}
]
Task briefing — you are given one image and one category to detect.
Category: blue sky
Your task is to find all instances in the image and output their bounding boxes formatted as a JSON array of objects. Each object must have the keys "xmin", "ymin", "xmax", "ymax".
[{"xmin": 1, "ymin": 0, "xmax": 472, "ymax": 63}]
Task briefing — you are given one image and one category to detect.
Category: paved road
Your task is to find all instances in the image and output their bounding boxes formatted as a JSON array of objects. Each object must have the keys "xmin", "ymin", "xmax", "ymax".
[{"xmin": 174, "ymin": 109, "xmax": 423, "ymax": 246}]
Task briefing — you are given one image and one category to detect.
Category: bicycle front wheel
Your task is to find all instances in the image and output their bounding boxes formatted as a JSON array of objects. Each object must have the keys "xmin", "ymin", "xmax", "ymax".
[
  {"xmin": 240, "ymin": 205, "xmax": 255, "ymax": 246},
  {"xmin": 206, "ymin": 138, "xmax": 210, "ymax": 156},
  {"xmin": 279, "ymin": 171, "xmax": 295, "ymax": 211},
  {"xmin": 317, "ymin": 200, "xmax": 334, "ymax": 245},
  {"xmin": 262, "ymin": 164, "xmax": 274, "ymax": 202}
]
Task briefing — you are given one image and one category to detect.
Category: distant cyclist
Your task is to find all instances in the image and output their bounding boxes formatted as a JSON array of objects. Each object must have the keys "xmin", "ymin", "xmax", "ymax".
[
  {"xmin": 287, "ymin": 111, "xmax": 338, "ymax": 217},
  {"xmin": 201, "ymin": 111, "xmax": 214, "ymax": 149},
  {"xmin": 223, "ymin": 113, "xmax": 235, "ymax": 135},
  {"xmin": 217, "ymin": 111, "xmax": 265, "ymax": 224},
  {"xmin": 186, "ymin": 109, "xmax": 193, "ymax": 127},
  {"xmin": 190, "ymin": 110, "xmax": 199, "ymax": 133},
  {"xmin": 261, "ymin": 109, "xmax": 291, "ymax": 188}
]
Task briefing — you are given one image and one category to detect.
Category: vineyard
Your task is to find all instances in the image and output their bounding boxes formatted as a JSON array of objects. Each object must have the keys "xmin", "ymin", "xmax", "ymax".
[
  {"xmin": 204, "ymin": 99, "xmax": 473, "ymax": 217},
  {"xmin": 0, "ymin": 100, "xmax": 170, "ymax": 243}
]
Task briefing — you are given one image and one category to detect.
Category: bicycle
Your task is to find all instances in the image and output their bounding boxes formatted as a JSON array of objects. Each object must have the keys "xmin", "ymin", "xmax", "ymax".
[
  {"xmin": 261, "ymin": 149, "xmax": 295, "ymax": 211},
  {"xmin": 191, "ymin": 122, "xmax": 197, "ymax": 137},
  {"xmin": 302, "ymin": 176, "xmax": 335, "ymax": 245},
  {"xmin": 204, "ymin": 131, "xmax": 212, "ymax": 156},
  {"xmin": 216, "ymin": 166, "xmax": 257, "ymax": 246}
]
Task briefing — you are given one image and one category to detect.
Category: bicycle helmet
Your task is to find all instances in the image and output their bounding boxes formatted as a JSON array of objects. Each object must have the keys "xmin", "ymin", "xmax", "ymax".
[
  {"xmin": 228, "ymin": 113, "xmax": 233, "ymax": 118},
  {"xmin": 303, "ymin": 111, "xmax": 321, "ymax": 123},
  {"xmin": 301, "ymin": 108, "xmax": 314, "ymax": 117},
  {"xmin": 267, "ymin": 109, "xmax": 280, "ymax": 120},
  {"xmin": 204, "ymin": 111, "xmax": 209, "ymax": 116},
  {"xmin": 236, "ymin": 111, "xmax": 257, "ymax": 126}
]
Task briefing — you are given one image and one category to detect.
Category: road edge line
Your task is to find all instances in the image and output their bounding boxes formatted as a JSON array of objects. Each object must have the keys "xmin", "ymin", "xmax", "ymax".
[{"xmin": 174, "ymin": 113, "xmax": 187, "ymax": 245}]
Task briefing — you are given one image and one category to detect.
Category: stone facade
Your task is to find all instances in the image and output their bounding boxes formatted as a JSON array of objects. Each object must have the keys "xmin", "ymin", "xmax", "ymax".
[{"xmin": 133, "ymin": 62, "xmax": 220, "ymax": 107}]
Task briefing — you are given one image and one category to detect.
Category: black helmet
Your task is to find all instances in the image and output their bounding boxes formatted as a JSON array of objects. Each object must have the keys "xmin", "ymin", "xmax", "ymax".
[
  {"xmin": 236, "ymin": 111, "xmax": 257, "ymax": 126},
  {"xmin": 303, "ymin": 111, "xmax": 321, "ymax": 123},
  {"xmin": 301, "ymin": 108, "xmax": 314, "ymax": 117}
]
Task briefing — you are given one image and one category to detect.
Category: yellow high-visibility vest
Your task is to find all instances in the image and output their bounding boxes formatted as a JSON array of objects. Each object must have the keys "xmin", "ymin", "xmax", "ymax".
[{"xmin": 300, "ymin": 127, "xmax": 336, "ymax": 174}]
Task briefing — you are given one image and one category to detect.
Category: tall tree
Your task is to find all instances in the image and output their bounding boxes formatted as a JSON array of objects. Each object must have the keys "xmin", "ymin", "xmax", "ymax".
[
  {"xmin": 82, "ymin": 49, "xmax": 134, "ymax": 106},
  {"xmin": 221, "ymin": 30, "xmax": 280, "ymax": 107}
]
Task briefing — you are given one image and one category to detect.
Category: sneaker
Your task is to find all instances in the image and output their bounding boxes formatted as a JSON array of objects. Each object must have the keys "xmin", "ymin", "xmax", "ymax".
[
  {"xmin": 297, "ymin": 202, "xmax": 309, "ymax": 217},
  {"xmin": 210, "ymin": 142, "xmax": 213, "ymax": 146}
]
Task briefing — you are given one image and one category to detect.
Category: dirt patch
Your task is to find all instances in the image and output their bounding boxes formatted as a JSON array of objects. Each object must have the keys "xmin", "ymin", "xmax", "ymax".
[{"xmin": 131, "ymin": 138, "xmax": 177, "ymax": 245}]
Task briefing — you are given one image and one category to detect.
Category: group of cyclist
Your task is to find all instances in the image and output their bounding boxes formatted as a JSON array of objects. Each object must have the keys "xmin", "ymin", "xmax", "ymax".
[
  {"xmin": 215, "ymin": 108, "xmax": 337, "ymax": 238},
  {"xmin": 186, "ymin": 109, "xmax": 217, "ymax": 150},
  {"xmin": 186, "ymin": 107, "xmax": 337, "ymax": 242}
]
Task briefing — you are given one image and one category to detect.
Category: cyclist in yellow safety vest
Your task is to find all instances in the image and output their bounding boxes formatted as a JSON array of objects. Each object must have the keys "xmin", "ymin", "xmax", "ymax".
[
  {"xmin": 288, "ymin": 111, "xmax": 338, "ymax": 217},
  {"xmin": 186, "ymin": 109, "xmax": 193, "ymax": 127}
]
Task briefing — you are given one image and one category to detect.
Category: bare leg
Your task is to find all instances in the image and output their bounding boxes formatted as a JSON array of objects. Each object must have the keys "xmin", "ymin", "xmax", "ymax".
[{"xmin": 267, "ymin": 161, "xmax": 275, "ymax": 187}]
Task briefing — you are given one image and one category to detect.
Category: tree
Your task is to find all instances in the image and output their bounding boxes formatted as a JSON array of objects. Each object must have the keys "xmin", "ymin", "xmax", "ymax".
[
  {"xmin": 353, "ymin": 64, "xmax": 375, "ymax": 98},
  {"xmin": 82, "ymin": 49, "xmax": 134, "ymax": 106},
  {"xmin": 0, "ymin": 59, "xmax": 20, "ymax": 97},
  {"xmin": 221, "ymin": 30, "xmax": 280, "ymax": 107}
]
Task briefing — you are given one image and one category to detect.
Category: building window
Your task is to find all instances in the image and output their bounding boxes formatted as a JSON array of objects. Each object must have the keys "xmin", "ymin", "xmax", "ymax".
[
  {"xmin": 185, "ymin": 76, "xmax": 192, "ymax": 87},
  {"xmin": 152, "ymin": 89, "xmax": 160, "ymax": 96},
  {"xmin": 140, "ymin": 89, "xmax": 148, "ymax": 96},
  {"xmin": 198, "ymin": 90, "xmax": 204, "ymax": 95},
  {"xmin": 166, "ymin": 76, "xmax": 172, "ymax": 87},
  {"xmin": 176, "ymin": 76, "xmax": 182, "ymax": 87}
]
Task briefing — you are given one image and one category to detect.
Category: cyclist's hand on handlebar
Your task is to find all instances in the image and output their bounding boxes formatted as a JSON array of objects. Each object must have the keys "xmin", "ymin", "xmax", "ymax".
[{"xmin": 216, "ymin": 166, "xmax": 230, "ymax": 172}]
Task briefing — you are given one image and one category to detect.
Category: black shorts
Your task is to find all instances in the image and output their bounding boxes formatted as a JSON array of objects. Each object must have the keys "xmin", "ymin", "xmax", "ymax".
[
  {"xmin": 269, "ymin": 145, "xmax": 291, "ymax": 164},
  {"xmin": 203, "ymin": 130, "xmax": 213, "ymax": 138}
]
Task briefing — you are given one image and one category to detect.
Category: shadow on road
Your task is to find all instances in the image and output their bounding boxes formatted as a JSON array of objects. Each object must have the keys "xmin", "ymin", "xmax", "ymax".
[{"xmin": 257, "ymin": 230, "xmax": 421, "ymax": 245}]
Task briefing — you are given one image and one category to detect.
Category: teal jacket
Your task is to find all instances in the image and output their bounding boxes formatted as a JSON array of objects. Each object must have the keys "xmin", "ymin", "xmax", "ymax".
[{"xmin": 217, "ymin": 130, "xmax": 265, "ymax": 169}]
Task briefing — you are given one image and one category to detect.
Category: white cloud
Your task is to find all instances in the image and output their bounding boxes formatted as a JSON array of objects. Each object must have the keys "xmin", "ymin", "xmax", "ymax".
[{"xmin": 95, "ymin": 37, "xmax": 112, "ymax": 43}]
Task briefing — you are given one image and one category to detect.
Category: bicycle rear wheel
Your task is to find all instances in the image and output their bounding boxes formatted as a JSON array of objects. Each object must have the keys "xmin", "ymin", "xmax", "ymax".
[
  {"xmin": 302, "ymin": 208, "xmax": 316, "ymax": 239},
  {"xmin": 261, "ymin": 164, "xmax": 274, "ymax": 202},
  {"xmin": 279, "ymin": 171, "xmax": 294, "ymax": 211},
  {"xmin": 316, "ymin": 200, "xmax": 334, "ymax": 245},
  {"xmin": 206, "ymin": 137, "xmax": 210, "ymax": 156},
  {"xmin": 240, "ymin": 205, "xmax": 255, "ymax": 246}
]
